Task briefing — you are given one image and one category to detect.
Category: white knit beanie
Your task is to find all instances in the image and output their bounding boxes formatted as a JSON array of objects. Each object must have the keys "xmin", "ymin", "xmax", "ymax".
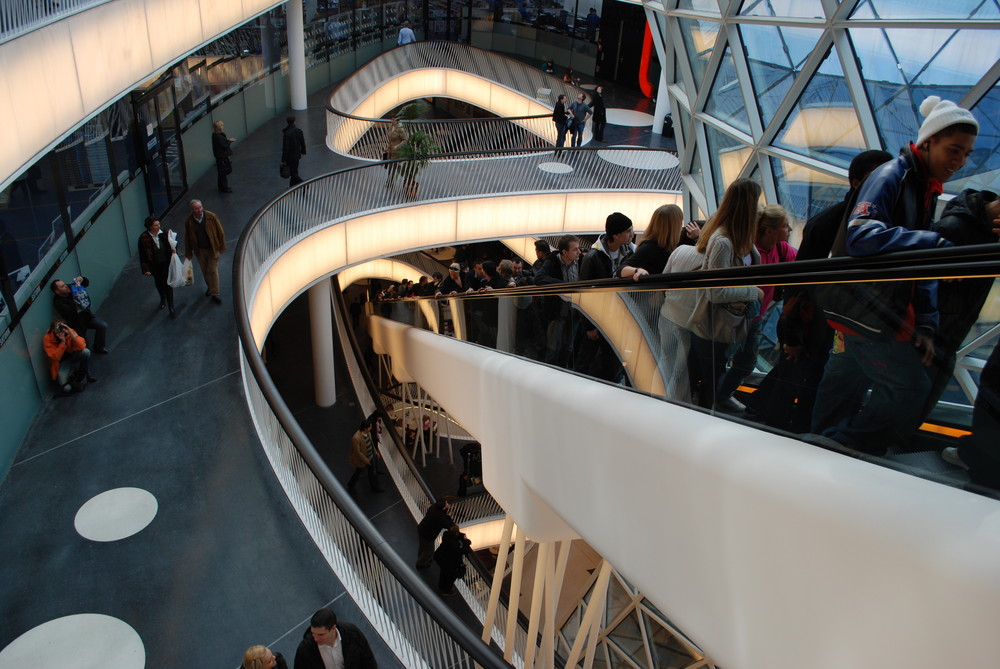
[{"xmin": 916, "ymin": 96, "xmax": 978, "ymax": 146}]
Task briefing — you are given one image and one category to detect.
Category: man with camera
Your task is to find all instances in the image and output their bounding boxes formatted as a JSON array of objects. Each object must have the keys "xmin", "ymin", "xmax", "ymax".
[{"xmin": 43, "ymin": 320, "xmax": 95, "ymax": 394}]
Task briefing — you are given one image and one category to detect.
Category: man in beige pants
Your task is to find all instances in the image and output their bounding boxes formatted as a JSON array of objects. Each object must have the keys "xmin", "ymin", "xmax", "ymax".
[{"xmin": 183, "ymin": 199, "xmax": 227, "ymax": 304}]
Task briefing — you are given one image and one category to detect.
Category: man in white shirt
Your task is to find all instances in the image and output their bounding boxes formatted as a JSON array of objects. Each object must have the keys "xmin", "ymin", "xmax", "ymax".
[{"xmin": 294, "ymin": 608, "xmax": 377, "ymax": 669}]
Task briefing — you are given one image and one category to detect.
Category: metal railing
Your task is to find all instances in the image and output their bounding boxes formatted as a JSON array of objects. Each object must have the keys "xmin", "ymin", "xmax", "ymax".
[
  {"xmin": 327, "ymin": 42, "xmax": 590, "ymax": 159},
  {"xmin": 0, "ymin": 0, "xmax": 108, "ymax": 44}
]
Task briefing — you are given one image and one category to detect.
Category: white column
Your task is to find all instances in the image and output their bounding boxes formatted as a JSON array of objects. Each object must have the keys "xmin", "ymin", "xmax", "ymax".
[
  {"xmin": 309, "ymin": 280, "xmax": 337, "ymax": 407},
  {"xmin": 287, "ymin": 0, "xmax": 308, "ymax": 111},
  {"xmin": 652, "ymin": 66, "xmax": 670, "ymax": 136}
]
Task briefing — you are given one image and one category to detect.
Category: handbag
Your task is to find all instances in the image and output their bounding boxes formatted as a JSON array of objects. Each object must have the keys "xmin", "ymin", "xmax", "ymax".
[
  {"xmin": 217, "ymin": 158, "xmax": 232, "ymax": 176},
  {"xmin": 686, "ymin": 291, "xmax": 749, "ymax": 343},
  {"xmin": 684, "ymin": 235, "xmax": 751, "ymax": 343},
  {"xmin": 279, "ymin": 163, "xmax": 291, "ymax": 179}
]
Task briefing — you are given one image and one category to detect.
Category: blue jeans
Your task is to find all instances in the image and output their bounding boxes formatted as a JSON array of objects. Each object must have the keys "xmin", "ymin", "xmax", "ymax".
[
  {"xmin": 812, "ymin": 335, "xmax": 931, "ymax": 455},
  {"xmin": 717, "ymin": 317, "xmax": 762, "ymax": 400},
  {"xmin": 555, "ymin": 121, "xmax": 567, "ymax": 149}
]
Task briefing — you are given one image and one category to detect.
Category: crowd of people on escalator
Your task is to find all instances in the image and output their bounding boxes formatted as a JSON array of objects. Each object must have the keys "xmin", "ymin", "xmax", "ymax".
[{"xmin": 363, "ymin": 96, "xmax": 999, "ymax": 490}]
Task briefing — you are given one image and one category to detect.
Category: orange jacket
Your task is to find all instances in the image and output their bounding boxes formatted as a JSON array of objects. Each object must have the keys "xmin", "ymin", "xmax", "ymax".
[{"xmin": 43, "ymin": 327, "xmax": 87, "ymax": 380}]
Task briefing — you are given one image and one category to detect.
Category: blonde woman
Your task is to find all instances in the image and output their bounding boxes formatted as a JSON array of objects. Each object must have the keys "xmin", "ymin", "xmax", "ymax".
[
  {"xmin": 688, "ymin": 177, "xmax": 765, "ymax": 411},
  {"xmin": 242, "ymin": 644, "xmax": 286, "ymax": 669},
  {"xmin": 619, "ymin": 203, "xmax": 684, "ymax": 280},
  {"xmin": 716, "ymin": 204, "xmax": 797, "ymax": 407}
]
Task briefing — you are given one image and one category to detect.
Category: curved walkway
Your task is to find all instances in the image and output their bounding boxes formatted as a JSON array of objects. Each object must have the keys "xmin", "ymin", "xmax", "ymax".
[
  {"xmin": 0, "ymin": 78, "xmax": 667, "ymax": 665},
  {"xmin": 0, "ymin": 84, "xmax": 400, "ymax": 668}
]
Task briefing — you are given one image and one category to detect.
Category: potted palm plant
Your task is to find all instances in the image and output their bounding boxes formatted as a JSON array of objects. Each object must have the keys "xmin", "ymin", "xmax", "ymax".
[{"xmin": 395, "ymin": 130, "xmax": 440, "ymax": 198}]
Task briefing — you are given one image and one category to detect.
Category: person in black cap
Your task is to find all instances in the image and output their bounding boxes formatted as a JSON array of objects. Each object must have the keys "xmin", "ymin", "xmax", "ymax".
[{"xmin": 581, "ymin": 212, "xmax": 634, "ymax": 281}]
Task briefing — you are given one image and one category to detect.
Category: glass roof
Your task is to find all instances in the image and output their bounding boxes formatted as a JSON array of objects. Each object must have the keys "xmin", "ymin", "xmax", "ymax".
[{"xmin": 649, "ymin": 0, "xmax": 1000, "ymax": 215}]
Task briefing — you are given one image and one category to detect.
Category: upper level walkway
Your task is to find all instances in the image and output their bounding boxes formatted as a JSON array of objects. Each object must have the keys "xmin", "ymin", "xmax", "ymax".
[
  {"xmin": 0, "ymin": 73, "xmax": 670, "ymax": 666},
  {"xmin": 0, "ymin": 0, "xmax": 281, "ymax": 190}
]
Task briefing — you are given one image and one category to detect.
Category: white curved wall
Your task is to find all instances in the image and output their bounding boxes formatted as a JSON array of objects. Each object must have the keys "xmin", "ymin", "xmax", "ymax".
[
  {"xmin": 0, "ymin": 0, "xmax": 280, "ymax": 188},
  {"xmin": 368, "ymin": 316, "xmax": 1000, "ymax": 669}
]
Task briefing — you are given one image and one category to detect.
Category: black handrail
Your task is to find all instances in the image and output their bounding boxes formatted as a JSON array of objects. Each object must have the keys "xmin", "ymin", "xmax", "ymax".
[{"xmin": 233, "ymin": 209, "xmax": 514, "ymax": 669}]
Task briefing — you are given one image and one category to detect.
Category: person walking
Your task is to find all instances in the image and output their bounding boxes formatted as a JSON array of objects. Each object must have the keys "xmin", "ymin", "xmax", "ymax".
[
  {"xmin": 212, "ymin": 120, "xmax": 235, "ymax": 193},
  {"xmin": 281, "ymin": 116, "xmax": 307, "ymax": 187},
  {"xmin": 183, "ymin": 199, "xmax": 227, "ymax": 304},
  {"xmin": 434, "ymin": 525, "xmax": 471, "ymax": 596},
  {"xmin": 552, "ymin": 94, "xmax": 569, "ymax": 154},
  {"xmin": 137, "ymin": 215, "xmax": 177, "ymax": 317}
]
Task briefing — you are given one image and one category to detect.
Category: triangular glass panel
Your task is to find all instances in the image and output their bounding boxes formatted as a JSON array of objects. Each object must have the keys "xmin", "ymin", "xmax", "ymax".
[
  {"xmin": 604, "ymin": 571, "xmax": 633, "ymax": 627},
  {"xmin": 606, "ymin": 637, "xmax": 639, "ymax": 669},
  {"xmin": 607, "ymin": 610, "xmax": 649, "ymax": 668},
  {"xmin": 704, "ymin": 46, "xmax": 751, "ymax": 134},
  {"xmin": 739, "ymin": 0, "xmax": 826, "ymax": 18},
  {"xmin": 678, "ymin": 17, "xmax": 720, "ymax": 91},
  {"xmin": 644, "ymin": 613, "xmax": 701, "ymax": 668},
  {"xmin": 850, "ymin": 26, "xmax": 1000, "ymax": 153},
  {"xmin": 705, "ymin": 124, "xmax": 752, "ymax": 201},
  {"xmin": 740, "ymin": 24, "xmax": 824, "ymax": 128},
  {"xmin": 672, "ymin": 51, "xmax": 686, "ymax": 95},
  {"xmin": 677, "ymin": 0, "xmax": 720, "ymax": 14},
  {"xmin": 560, "ymin": 604, "xmax": 584, "ymax": 649},
  {"xmin": 769, "ymin": 156, "xmax": 849, "ymax": 225},
  {"xmin": 851, "ymin": 0, "xmax": 1000, "ymax": 19},
  {"xmin": 774, "ymin": 44, "xmax": 860, "ymax": 169}
]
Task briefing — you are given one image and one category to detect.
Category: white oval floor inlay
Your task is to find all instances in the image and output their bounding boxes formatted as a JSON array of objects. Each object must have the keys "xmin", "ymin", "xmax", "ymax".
[
  {"xmin": 74, "ymin": 487, "xmax": 158, "ymax": 542},
  {"xmin": 598, "ymin": 146, "xmax": 680, "ymax": 170},
  {"xmin": 538, "ymin": 161, "xmax": 574, "ymax": 174},
  {"xmin": 605, "ymin": 109, "xmax": 655, "ymax": 127},
  {"xmin": 0, "ymin": 614, "xmax": 145, "ymax": 668}
]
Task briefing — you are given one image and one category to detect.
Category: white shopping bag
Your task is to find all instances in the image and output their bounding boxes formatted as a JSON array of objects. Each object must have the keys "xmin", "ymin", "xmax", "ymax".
[{"xmin": 167, "ymin": 254, "xmax": 185, "ymax": 288}]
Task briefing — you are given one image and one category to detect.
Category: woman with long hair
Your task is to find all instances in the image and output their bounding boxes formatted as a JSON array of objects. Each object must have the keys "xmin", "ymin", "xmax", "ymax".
[
  {"xmin": 716, "ymin": 204, "xmax": 796, "ymax": 408},
  {"xmin": 688, "ymin": 177, "xmax": 765, "ymax": 410},
  {"xmin": 619, "ymin": 203, "xmax": 684, "ymax": 280}
]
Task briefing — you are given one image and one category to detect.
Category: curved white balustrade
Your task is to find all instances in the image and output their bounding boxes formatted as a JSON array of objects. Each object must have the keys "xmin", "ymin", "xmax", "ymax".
[
  {"xmin": 326, "ymin": 42, "xmax": 590, "ymax": 159},
  {"xmin": 367, "ymin": 315, "xmax": 1000, "ymax": 669}
]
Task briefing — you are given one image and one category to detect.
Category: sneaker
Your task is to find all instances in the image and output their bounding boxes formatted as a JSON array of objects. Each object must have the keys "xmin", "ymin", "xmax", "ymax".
[
  {"xmin": 714, "ymin": 396, "xmax": 746, "ymax": 413},
  {"xmin": 211, "ymin": 295, "xmax": 222, "ymax": 305},
  {"xmin": 941, "ymin": 446, "xmax": 968, "ymax": 471},
  {"xmin": 801, "ymin": 433, "xmax": 847, "ymax": 451}
]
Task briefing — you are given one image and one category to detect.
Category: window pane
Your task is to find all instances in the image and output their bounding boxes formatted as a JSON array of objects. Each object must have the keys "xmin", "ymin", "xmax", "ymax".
[
  {"xmin": 850, "ymin": 27, "xmax": 1000, "ymax": 153},
  {"xmin": 851, "ymin": 0, "xmax": 1000, "ymax": 19},
  {"xmin": 739, "ymin": 0, "xmax": 826, "ymax": 18},
  {"xmin": 677, "ymin": 17, "xmax": 720, "ymax": 91},
  {"xmin": 704, "ymin": 46, "xmax": 751, "ymax": 134},
  {"xmin": 770, "ymin": 155, "xmax": 849, "ymax": 230},
  {"xmin": 774, "ymin": 44, "xmax": 860, "ymax": 169},
  {"xmin": 705, "ymin": 124, "xmax": 751, "ymax": 201},
  {"xmin": 741, "ymin": 24, "xmax": 823, "ymax": 128}
]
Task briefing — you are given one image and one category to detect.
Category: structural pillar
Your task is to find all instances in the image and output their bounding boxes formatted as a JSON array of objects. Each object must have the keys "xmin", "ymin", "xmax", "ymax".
[
  {"xmin": 287, "ymin": 0, "xmax": 308, "ymax": 111},
  {"xmin": 309, "ymin": 280, "xmax": 337, "ymax": 407},
  {"xmin": 652, "ymin": 66, "xmax": 670, "ymax": 137}
]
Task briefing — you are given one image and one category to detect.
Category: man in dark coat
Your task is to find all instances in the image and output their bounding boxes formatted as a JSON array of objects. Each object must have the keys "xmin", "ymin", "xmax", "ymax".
[
  {"xmin": 416, "ymin": 498, "xmax": 453, "ymax": 568},
  {"xmin": 51, "ymin": 275, "xmax": 109, "ymax": 353},
  {"xmin": 588, "ymin": 85, "xmax": 607, "ymax": 142},
  {"xmin": 294, "ymin": 608, "xmax": 377, "ymax": 669},
  {"xmin": 797, "ymin": 149, "xmax": 892, "ymax": 260},
  {"xmin": 282, "ymin": 116, "xmax": 307, "ymax": 187}
]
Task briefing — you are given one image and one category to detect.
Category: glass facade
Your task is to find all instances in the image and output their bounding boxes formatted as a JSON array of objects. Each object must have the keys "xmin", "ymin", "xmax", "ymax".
[
  {"xmin": 652, "ymin": 0, "xmax": 1000, "ymax": 227},
  {"xmin": 0, "ymin": 1, "xmax": 431, "ymax": 338}
]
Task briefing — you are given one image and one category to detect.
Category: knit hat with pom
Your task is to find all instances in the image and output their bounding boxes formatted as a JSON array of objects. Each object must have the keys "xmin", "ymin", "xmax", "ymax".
[{"xmin": 916, "ymin": 96, "xmax": 978, "ymax": 146}]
